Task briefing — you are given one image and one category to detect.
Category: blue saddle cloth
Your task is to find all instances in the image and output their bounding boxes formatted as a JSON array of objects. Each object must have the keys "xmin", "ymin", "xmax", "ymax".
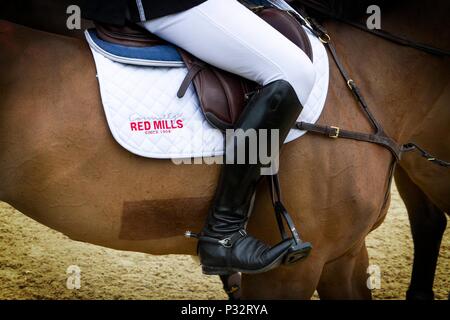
[{"xmin": 85, "ymin": 29, "xmax": 184, "ymax": 67}]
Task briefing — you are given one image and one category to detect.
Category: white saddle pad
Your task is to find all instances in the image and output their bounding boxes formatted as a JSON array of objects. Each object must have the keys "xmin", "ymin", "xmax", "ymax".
[{"xmin": 87, "ymin": 28, "xmax": 329, "ymax": 159}]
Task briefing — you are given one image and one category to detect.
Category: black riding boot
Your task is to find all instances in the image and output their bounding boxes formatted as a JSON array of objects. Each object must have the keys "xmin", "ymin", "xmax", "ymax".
[{"xmin": 198, "ymin": 80, "xmax": 304, "ymax": 275}]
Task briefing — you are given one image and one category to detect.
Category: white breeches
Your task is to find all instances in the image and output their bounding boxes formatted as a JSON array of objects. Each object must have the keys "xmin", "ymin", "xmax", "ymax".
[{"xmin": 141, "ymin": 0, "xmax": 316, "ymax": 106}]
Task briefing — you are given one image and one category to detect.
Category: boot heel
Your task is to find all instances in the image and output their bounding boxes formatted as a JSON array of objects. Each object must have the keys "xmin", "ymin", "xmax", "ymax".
[
  {"xmin": 202, "ymin": 265, "xmax": 232, "ymax": 276},
  {"xmin": 283, "ymin": 242, "xmax": 312, "ymax": 265}
]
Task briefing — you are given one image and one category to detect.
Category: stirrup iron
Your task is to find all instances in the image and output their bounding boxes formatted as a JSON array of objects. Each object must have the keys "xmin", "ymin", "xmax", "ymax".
[{"xmin": 269, "ymin": 174, "xmax": 312, "ymax": 264}]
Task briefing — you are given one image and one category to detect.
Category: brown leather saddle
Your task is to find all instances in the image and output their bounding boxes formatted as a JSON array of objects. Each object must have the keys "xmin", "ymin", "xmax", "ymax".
[{"xmin": 95, "ymin": 7, "xmax": 313, "ymax": 131}]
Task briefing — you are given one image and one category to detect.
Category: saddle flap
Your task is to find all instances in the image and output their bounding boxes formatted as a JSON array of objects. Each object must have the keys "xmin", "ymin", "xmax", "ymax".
[{"xmin": 179, "ymin": 51, "xmax": 256, "ymax": 129}]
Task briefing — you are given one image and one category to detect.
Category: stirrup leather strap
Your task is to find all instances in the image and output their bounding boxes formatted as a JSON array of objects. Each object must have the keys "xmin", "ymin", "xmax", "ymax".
[{"xmin": 268, "ymin": 174, "xmax": 308, "ymax": 247}]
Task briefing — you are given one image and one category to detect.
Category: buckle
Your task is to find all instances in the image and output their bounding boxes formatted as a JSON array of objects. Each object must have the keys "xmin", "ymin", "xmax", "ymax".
[
  {"xmin": 226, "ymin": 285, "xmax": 240, "ymax": 295},
  {"xmin": 329, "ymin": 126, "xmax": 340, "ymax": 139},
  {"xmin": 249, "ymin": 5, "xmax": 265, "ymax": 13},
  {"xmin": 184, "ymin": 231, "xmax": 199, "ymax": 239},
  {"xmin": 218, "ymin": 238, "xmax": 232, "ymax": 248},
  {"xmin": 218, "ymin": 230, "xmax": 247, "ymax": 248},
  {"xmin": 239, "ymin": 229, "xmax": 247, "ymax": 237},
  {"xmin": 347, "ymin": 79, "xmax": 355, "ymax": 90},
  {"xmin": 319, "ymin": 33, "xmax": 331, "ymax": 44}
]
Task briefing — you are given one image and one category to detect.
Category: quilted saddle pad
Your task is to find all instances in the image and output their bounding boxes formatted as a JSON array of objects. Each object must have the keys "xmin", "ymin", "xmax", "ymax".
[{"xmin": 86, "ymin": 26, "xmax": 329, "ymax": 159}]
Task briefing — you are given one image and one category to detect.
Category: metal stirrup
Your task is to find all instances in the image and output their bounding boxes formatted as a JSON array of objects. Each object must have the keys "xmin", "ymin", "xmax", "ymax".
[{"xmin": 268, "ymin": 174, "xmax": 307, "ymax": 247}]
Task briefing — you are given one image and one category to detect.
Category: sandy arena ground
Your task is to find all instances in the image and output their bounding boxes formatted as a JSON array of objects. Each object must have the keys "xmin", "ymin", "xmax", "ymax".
[{"xmin": 0, "ymin": 185, "xmax": 448, "ymax": 300}]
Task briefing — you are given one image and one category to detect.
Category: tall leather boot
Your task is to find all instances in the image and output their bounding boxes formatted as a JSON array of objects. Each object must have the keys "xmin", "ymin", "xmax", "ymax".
[{"xmin": 198, "ymin": 80, "xmax": 303, "ymax": 275}]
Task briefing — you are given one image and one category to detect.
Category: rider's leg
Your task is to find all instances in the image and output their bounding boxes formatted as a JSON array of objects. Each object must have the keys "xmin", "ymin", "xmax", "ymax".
[
  {"xmin": 140, "ymin": 0, "xmax": 316, "ymax": 105},
  {"xmin": 199, "ymin": 79, "xmax": 304, "ymax": 275},
  {"xmin": 140, "ymin": 0, "xmax": 316, "ymax": 274}
]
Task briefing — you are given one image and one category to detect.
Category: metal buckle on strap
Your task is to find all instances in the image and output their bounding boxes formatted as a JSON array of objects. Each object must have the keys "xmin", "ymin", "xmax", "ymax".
[
  {"xmin": 239, "ymin": 229, "xmax": 247, "ymax": 237},
  {"xmin": 347, "ymin": 79, "xmax": 355, "ymax": 90},
  {"xmin": 226, "ymin": 285, "xmax": 240, "ymax": 295},
  {"xmin": 319, "ymin": 33, "xmax": 331, "ymax": 44},
  {"xmin": 218, "ymin": 238, "xmax": 232, "ymax": 248},
  {"xmin": 249, "ymin": 5, "xmax": 265, "ymax": 13},
  {"xmin": 218, "ymin": 230, "xmax": 247, "ymax": 248},
  {"xmin": 329, "ymin": 126, "xmax": 340, "ymax": 139},
  {"xmin": 184, "ymin": 231, "xmax": 198, "ymax": 239}
]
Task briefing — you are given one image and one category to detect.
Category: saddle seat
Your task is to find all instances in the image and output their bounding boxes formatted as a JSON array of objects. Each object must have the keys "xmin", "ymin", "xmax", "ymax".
[
  {"xmin": 89, "ymin": 7, "xmax": 314, "ymax": 130},
  {"xmin": 94, "ymin": 21, "xmax": 166, "ymax": 47}
]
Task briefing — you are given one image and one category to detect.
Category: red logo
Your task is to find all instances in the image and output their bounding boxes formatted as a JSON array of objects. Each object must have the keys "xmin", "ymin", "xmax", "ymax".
[{"xmin": 129, "ymin": 115, "xmax": 184, "ymax": 135}]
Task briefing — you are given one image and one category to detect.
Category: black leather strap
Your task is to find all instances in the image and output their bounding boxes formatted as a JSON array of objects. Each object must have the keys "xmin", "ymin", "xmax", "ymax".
[
  {"xmin": 338, "ymin": 18, "xmax": 450, "ymax": 57},
  {"xmin": 198, "ymin": 229, "xmax": 247, "ymax": 248},
  {"xmin": 268, "ymin": 174, "xmax": 308, "ymax": 247},
  {"xmin": 288, "ymin": 15, "xmax": 403, "ymax": 161},
  {"xmin": 296, "ymin": 122, "xmax": 403, "ymax": 160},
  {"xmin": 290, "ymin": 12, "xmax": 449, "ymax": 166},
  {"xmin": 177, "ymin": 62, "xmax": 205, "ymax": 98},
  {"xmin": 293, "ymin": 3, "xmax": 450, "ymax": 57},
  {"xmin": 291, "ymin": 12, "xmax": 450, "ymax": 168},
  {"xmin": 402, "ymin": 143, "xmax": 450, "ymax": 168}
]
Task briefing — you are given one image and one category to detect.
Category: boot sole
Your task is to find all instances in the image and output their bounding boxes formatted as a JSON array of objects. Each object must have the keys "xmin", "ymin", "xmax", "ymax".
[{"xmin": 201, "ymin": 251, "xmax": 286, "ymax": 276}]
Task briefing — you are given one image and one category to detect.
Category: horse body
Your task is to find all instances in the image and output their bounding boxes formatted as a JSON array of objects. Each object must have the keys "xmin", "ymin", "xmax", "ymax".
[{"xmin": 0, "ymin": 0, "xmax": 448, "ymax": 299}]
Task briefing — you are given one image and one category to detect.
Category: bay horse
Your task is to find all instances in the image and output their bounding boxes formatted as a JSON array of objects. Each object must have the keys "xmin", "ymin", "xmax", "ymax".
[{"xmin": 0, "ymin": 0, "xmax": 448, "ymax": 299}]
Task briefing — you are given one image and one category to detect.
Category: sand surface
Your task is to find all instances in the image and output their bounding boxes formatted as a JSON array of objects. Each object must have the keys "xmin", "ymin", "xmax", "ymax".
[{"xmin": 0, "ymin": 186, "xmax": 448, "ymax": 300}]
